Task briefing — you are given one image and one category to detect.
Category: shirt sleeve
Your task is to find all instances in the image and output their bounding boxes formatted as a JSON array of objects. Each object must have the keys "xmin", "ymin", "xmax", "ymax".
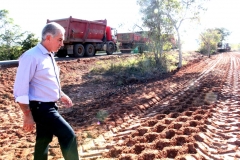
[{"xmin": 13, "ymin": 54, "xmax": 37, "ymax": 104}]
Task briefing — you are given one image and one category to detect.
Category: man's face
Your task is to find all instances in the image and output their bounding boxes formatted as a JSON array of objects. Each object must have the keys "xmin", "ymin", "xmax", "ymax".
[{"xmin": 49, "ymin": 30, "xmax": 64, "ymax": 52}]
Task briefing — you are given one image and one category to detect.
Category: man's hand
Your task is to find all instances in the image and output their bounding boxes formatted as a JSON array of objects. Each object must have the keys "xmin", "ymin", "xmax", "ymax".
[
  {"xmin": 60, "ymin": 93, "xmax": 73, "ymax": 108},
  {"xmin": 18, "ymin": 103, "xmax": 35, "ymax": 132},
  {"xmin": 23, "ymin": 113, "xmax": 35, "ymax": 132}
]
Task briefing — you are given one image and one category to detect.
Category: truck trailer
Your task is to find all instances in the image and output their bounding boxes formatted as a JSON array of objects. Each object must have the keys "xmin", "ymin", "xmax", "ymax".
[
  {"xmin": 116, "ymin": 32, "xmax": 149, "ymax": 53},
  {"xmin": 116, "ymin": 32, "xmax": 176, "ymax": 53},
  {"xmin": 47, "ymin": 16, "xmax": 117, "ymax": 57}
]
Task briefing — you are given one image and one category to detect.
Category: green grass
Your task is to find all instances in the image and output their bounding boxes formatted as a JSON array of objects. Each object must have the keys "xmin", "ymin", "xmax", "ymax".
[{"xmin": 89, "ymin": 51, "xmax": 195, "ymax": 84}]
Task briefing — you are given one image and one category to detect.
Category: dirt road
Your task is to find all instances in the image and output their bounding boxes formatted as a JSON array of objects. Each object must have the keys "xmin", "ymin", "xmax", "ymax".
[{"xmin": 0, "ymin": 52, "xmax": 240, "ymax": 160}]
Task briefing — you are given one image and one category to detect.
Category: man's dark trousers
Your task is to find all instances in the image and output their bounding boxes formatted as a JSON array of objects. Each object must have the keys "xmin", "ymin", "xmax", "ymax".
[{"xmin": 29, "ymin": 101, "xmax": 79, "ymax": 160}]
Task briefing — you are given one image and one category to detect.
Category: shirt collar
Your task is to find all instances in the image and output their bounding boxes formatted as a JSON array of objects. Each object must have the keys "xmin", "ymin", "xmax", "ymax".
[{"xmin": 37, "ymin": 43, "xmax": 51, "ymax": 55}]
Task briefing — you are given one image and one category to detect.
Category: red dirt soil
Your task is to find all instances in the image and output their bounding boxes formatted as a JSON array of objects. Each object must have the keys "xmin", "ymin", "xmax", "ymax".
[{"xmin": 0, "ymin": 52, "xmax": 240, "ymax": 160}]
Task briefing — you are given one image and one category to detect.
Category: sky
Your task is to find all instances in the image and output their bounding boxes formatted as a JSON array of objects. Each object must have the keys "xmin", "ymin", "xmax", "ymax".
[
  {"xmin": 182, "ymin": 0, "xmax": 240, "ymax": 50},
  {"xmin": 1, "ymin": 0, "xmax": 240, "ymax": 50}
]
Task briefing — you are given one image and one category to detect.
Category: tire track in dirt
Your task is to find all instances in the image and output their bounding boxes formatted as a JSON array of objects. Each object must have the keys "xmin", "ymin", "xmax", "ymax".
[
  {"xmin": 76, "ymin": 56, "xmax": 218, "ymax": 159},
  {"xmin": 198, "ymin": 53, "xmax": 240, "ymax": 159},
  {"xmin": 77, "ymin": 53, "xmax": 240, "ymax": 159},
  {"xmin": 104, "ymin": 56, "xmax": 227, "ymax": 159}
]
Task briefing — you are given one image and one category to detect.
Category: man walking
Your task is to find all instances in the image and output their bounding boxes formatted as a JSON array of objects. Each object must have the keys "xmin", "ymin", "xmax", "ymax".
[{"xmin": 14, "ymin": 22, "xmax": 79, "ymax": 160}]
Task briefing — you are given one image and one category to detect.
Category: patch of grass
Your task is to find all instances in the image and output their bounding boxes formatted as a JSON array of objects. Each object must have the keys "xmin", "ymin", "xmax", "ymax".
[
  {"xmin": 91, "ymin": 66, "xmax": 108, "ymax": 74},
  {"xmin": 89, "ymin": 51, "xmax": 191, "ymax": 83},
  {"xmin": 90, "ymin": 60, "xmax": 113, "ymax": 74},
  {"xmin": 96, "ymin": 110, "xmax": 108, "ymax": 122}
]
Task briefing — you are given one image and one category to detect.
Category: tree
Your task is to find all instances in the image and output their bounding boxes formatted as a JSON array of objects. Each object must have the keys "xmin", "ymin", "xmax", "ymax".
[
  {"xmin": 0, "ymin": 10, "xmax": 9, "ymax": 29},
  {"xmin": 0, "ymin": 10, "xmax": 23, "ymax": 47},
  {"xmin": 164, "ymin": 0, "xmax": 209, "ymax": 68},
  {"xmin": 137, "ymin": 0, "xmax": 174, "ymax": 67},
  {"xmin": 0, "ymin": 9, "xmax": 39, "ymax": 60},
  {"xmin": 0, "ymin": 9, "xmax": 24, "ymax": 60},
  {"xmin": 199, "ymin": 28, "xmax": 221, "ymax": 57},
  {"xmin": 215, "ymin": 27, "xmax": 231, "ymax": 42},
  {"xmin": 137, "ymin": 0, "xmax": 209, "ymax": 68},
  {"xmin": 20, "ymin": 33, "xmax": 39, "ymax": 53}
]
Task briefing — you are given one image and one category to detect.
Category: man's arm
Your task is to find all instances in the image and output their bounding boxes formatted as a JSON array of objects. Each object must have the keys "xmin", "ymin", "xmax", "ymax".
[
  {"xmin": 14, "ymin": 53, "xmax": 37, "ymax": 132},
  {"xmin": 18, "ymin": 103, "xmax": 35, "ymax": 132}
]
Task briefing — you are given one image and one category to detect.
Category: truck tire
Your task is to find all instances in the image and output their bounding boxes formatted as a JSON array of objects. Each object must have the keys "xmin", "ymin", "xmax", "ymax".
[
  {"xmin": 106, "ymin": 42, "xmax": 114, "ymax": 55},
  {"xmin": 56, "ymin": 49, "xmax": 67, "ymax": 57},
  {"xmin": 74, "ymin": 44, "xmax": 85, "ymax": 57},
  {"xmin": 85, "ymin": 44, "xmax": 95, "ymax": 57}
]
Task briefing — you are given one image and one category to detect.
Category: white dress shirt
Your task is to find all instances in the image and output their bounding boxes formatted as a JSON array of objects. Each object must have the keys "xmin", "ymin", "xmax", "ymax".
[{"xmin": 14, "ymin": 43, "xmax": 61, "ymax": 104}]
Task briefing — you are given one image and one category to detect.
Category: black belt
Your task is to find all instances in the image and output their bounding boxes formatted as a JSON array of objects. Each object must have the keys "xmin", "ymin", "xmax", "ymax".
[{"xmin": 29, "ymin": 101, "xmax": 56, "ymax": 105}]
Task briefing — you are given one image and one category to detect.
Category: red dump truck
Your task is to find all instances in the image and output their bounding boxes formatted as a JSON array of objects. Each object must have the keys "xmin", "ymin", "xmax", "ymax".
[
  {"xmin": 116, "ymin": 32, "xmax": 149, "ymax": 53},
  {"xmin": 47, "ymin": 16, "xmax": 117, "ymax": 57}
]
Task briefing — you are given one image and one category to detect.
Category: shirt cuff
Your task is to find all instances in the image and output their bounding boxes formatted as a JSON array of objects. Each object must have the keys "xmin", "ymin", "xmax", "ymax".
[{"xmin": 15, "ymin": 95, "xmax": 29, "ymax": 104}]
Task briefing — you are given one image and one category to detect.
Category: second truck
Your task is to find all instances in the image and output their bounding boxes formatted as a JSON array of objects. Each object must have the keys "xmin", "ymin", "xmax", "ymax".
[
  {"xmin": 47, "ymin": 16, "xmax": 117, "ymax": 57},
  {"xmin": 116, "ymin": 31, "xmax": 149, "ymax": 53}
]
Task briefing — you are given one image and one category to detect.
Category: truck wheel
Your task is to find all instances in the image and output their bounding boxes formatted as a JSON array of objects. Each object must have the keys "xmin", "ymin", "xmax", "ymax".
[
  {"xmin": 74, "ymin": 44, "xmax": 85, "ymax": 57},
  {"xmin": 56, "ymin": 49, "xmax": 67, "ymax": 57},
  {"xmin": 85, "ymin": 44, "xmax": 95, "ymax": 57},
  {"xmin": 106, "ymin": 42, "xmax": 114, "ymax": 55}
]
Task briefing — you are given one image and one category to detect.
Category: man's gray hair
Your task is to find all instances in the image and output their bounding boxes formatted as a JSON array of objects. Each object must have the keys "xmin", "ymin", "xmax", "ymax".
[{"xmin": 41, "ymin": 22, "xmax": 65, "ymax": 40}]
